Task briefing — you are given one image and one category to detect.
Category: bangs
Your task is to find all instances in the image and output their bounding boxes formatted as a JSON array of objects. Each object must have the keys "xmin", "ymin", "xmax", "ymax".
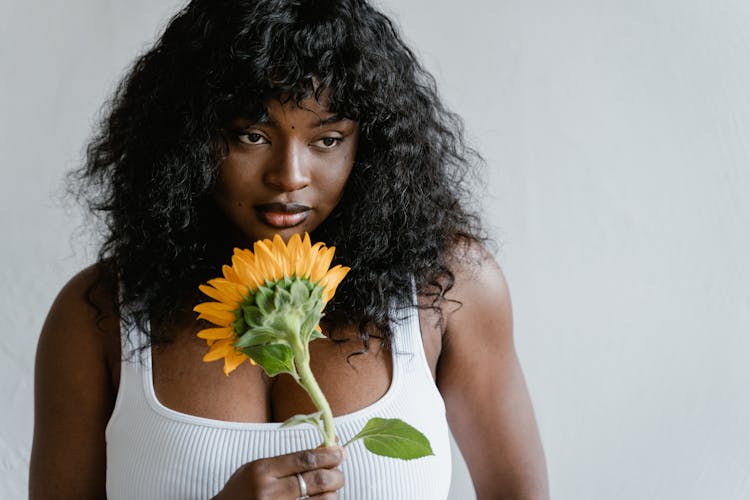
[{"xmin": 207, "ymin": 0, "xmax": 365, "ymax": 124}]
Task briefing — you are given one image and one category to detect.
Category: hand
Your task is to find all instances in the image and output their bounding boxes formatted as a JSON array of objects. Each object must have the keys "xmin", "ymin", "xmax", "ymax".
[{"xmin": 212, "ymin": 446, "xmax": 346, "ymax": 500}]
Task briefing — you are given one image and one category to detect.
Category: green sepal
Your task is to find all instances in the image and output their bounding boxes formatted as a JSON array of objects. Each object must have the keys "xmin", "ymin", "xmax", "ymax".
[
  {"xmin": 309, "ymin": 285, "xmax": 324, "ymax": 302},
  {"xmin": 241, "ymin": 344, "xmax": 296, "ymax": 377},
  {"xmin": 344, "ymin": 418, "xmax": 433, "ymax": 460},
  {"xmin": 255, "ymin": 286, "xmax": 274, "ymax": 315},
  {"xmin": 274, "ymin": 287, "xmax": 293, "ymax": 309},
  {"xmin": 232, "ymin": 316, "xmax": 246, "ymax": 334},
  {"xmin": 290, "ymin": 279, "xmax": 310, "ymax": 305},
  {"xmin": 280, "ymin": 411, "xmax": 324, "ymax": 435},
  {"xmin": 299, "ymin": 311, "xmax": 325, "ymax": 342},
  {"xmin": 242, "ymin": 305, "xmax": 264, "ymax": 327},
  {"xmin": 308, "ymin": 328, "xmax": 326, "ymax": 341},
  {"xmin": 298, "ymin": 295, "xmax": 324, "ymax": 343}
]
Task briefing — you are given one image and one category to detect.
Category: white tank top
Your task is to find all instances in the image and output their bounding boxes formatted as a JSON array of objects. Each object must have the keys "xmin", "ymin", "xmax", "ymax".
[{"xmin": 105, "ymin": 302, "xmax": 452, "ymax": 499}]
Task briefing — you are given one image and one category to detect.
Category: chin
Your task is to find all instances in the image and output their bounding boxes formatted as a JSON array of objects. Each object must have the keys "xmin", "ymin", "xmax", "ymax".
[{"xmin": 240, "ymin": 226, "xmax": 310, "ymax": 244}]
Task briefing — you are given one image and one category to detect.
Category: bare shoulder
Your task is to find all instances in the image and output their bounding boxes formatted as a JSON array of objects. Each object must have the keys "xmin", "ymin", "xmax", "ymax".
[
  {"xmin": 29, "ymin": 263, "xmax": 121, "ymax": 499},
  {"xmin": 442, "ymin": 240, "xmax": 511, "ymax": 330},
  {"xmin": 36, "ymin": 263, "xmax": 122, "ymax": 378}
]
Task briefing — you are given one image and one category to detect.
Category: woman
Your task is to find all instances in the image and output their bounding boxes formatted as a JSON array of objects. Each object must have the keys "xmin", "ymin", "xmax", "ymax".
[{"xmin": 29, "ymin": 0, "xmax": 549, "ymax": 498}]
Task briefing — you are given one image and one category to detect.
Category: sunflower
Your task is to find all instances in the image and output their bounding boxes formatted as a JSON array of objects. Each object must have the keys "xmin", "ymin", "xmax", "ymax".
[
  {"xmin": 193, "ymin": 233, "xmax": 431, "ymax": 458},
  {"xmin": 194, "ymin": 233, "xmax": 350, "ymax": 375}
]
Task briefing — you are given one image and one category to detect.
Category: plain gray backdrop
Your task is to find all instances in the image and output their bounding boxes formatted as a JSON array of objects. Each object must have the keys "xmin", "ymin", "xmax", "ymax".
[{"xmin": 2, "ymin": 1, "xmax": 749, "ymax": 499}]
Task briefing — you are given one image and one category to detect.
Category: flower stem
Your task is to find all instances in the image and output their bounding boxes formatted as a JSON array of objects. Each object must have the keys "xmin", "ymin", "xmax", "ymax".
[{"xmin": 293, "ymin": 343, "xmax": 337, "ymax": 446}]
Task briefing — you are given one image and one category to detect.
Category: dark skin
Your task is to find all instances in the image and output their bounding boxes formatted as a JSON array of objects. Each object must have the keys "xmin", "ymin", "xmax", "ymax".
[{"xmin": 29, "ymin": 96, "xmax": 549, "ymax": 499}]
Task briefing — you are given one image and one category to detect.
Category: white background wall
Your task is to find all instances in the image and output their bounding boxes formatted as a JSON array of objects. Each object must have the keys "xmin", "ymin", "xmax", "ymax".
[{"xmin": 2, "ymin": 1, "xmax": 749, "ymax": 499}]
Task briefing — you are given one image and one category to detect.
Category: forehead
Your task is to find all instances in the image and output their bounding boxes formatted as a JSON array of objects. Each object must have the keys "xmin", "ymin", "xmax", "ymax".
[
  {"xmin": 234, "ymin": 90, "xmax": 354, "ymax": 128},
  {"xmin": 267, "ymin": 93, "xmax": 333, "ymax": 120}
]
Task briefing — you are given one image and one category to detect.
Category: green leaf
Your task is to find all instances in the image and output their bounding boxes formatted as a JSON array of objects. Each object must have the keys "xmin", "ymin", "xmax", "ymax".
[
  {"xmin": 345, "ymin": 418, "xmax": 433, "ymax": 460},
  {"xmin": 241, "ymin": 344, "xmax": 296, "ymax": 377},
  {"xmin": 280, "ymin": 411, "xmax": 324, "ymax": 435},
  {"xmin": 234, "ymin": 327, "xmax": 283, "ymax": 348}
]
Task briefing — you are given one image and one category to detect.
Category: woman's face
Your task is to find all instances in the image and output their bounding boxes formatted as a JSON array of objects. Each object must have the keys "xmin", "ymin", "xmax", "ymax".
[{"xmin": 214, "ymin": 93, "xmax": 359, "ymax": 244}]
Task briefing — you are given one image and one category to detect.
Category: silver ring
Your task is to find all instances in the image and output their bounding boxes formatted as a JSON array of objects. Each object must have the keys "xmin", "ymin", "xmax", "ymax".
[{"xmin": 296, "ymin": 472, "xmax": 308, "ymax": 499}]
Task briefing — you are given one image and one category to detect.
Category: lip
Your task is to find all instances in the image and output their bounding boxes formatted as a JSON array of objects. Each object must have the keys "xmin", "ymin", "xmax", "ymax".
[{"xmin": 255, "ymin": 202, "xmax": 311, "ymax": 229}]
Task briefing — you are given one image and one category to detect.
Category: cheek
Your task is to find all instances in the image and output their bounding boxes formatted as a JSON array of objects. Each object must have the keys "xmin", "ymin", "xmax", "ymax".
[
  {"xmin": 211, "ymin": 165, "xmax": 253, "ymax": 217},
  {"xmin": 318, "ymin": 164, "xmax": 353, "ymax": 204},
  {"xmin": 212, "ymin": 178, "xmax": 238, "ymax": 207},
  {"xmin": 322, "ymin": 144, "xmax": 357, "ymax": 198},
  {"xmin": 214, "ymin": 158, "xmax": 253, "ymax": 197}
]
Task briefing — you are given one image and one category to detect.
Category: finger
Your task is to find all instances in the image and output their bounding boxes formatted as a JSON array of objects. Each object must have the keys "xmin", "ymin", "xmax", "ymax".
[
  {"xmin": 267, "ymin": 446, "xmax": 345, "ymax": 477},
  {"xmin": 305, "ymin": 493, "xmax": 339, "ymax": 500},
  {"xmin": 286, "ymin": 468, "xmax": 345, "ymax": 498}
]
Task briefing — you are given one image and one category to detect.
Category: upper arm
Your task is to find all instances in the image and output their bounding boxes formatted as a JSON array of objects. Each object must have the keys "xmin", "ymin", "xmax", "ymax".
[
  {"xmin": 29, "ymin": 266, "xmax": 119, "ymax": 500},
  {"xmin": 437, "ymin": 245, "xmax": 549, "ymax": 500}
]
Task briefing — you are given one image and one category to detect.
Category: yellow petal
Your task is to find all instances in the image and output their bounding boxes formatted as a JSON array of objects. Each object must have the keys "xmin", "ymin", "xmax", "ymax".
[
  {"xmin": 203, "ymin": 338, "xmax": 234, "ymax": 361},
  {"xmin": 291, "ymin": 233, "xmax": 310, "ymax": 278},
  {"xmin": 297, "ymin": 248, "xmax": 312, "ymax": 279},
  {"xmin": 301, "ymin": 232, "xmax": 312, "ymax": 250},
  {"xmin": 223, "ymin": 350, "xmax": 248, "ymax": 375},
  {"xmin": 233, "ymin": 247, "xmax": 255, "ymax": 260},
  {"xmin": 194, "ymin": 302, "xmax": 236, "ymax": 326},
  {"xmin": 208, "ymin": 278, "xmax": 248, "ymax": 301},
  {"xmin": 198, "ymin": 284, "xmax": 241, "ymax": 306},
  {"xmin": 222, "ymin": 264, "xmax": 241, "ymax": 284},
  {"xmin": 310, "ymin": 246, "xmax": 336, "ymax": 282},
  {"xmin": 250, "ymin": 240, "xmax": 268, "ymax": 276},
  {"xmin": 321, "ymin": 265, "xmax": 350, "ymax": 289},
  {"xmin": 232, "ymin": 253, "xmax": 263, "ymax": 290},
  {"xmin": 196, "ymin": 313, "xmax": 233, "ymax": 326},
  {"xmin": 288, "ymin": 233, "xmax": 302, "ymax": 250},
  {"xmin": 286, "ymin": 234, "xmax": 301, "ymax": 276},
  {"xmin": 254, "ymin": 239, "xmax": 283, "ymax": 282},
  {"xmin": 320, "ymin": 265, "xmax": 350, "ymax": 303},
  {"xmin": 194, "ymin": 301, "xmax": 236, "ymax": 313},
  {"xmin": 271, "ymin": 234, "xmax": 292, "ymax": 277},
  {"xmin": 196, "ymin": 327, "xmax": 234, "ymax": 340},
  {"xmin": 281, "ymin": 234, "xmax": 298, "ymax": 276}
]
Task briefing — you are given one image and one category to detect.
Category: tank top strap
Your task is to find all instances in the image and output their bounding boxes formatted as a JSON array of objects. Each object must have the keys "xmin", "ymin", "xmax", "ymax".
[{"xmin": 389, "ymin": 279, "xmax": 433, "ymax": 382}]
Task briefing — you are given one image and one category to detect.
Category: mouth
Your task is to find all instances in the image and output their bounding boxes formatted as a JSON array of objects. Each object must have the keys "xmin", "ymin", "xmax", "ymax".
[{"xmin": 254, "ymin": 202, "xmax": 311, "ymax": 229}]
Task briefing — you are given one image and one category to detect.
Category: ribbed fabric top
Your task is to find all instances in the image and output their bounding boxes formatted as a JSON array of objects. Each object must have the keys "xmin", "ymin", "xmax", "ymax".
[{"xmin": 105, "ymin": 303, "xmax": 452, "ymax": 499}]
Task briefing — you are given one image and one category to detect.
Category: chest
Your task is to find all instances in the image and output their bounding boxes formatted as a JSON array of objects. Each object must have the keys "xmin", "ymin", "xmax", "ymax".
[
  {"xmin": 141, "ymin": 309, "xmax": 442, "ymax": 423},
  {"xmin": 106, "ymin": 310, "xmax": 453, "ymax": 500}
]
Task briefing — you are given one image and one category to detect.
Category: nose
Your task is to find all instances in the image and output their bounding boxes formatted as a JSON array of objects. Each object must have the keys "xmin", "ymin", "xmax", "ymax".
[{"xmin": 262, "ymin": 139, "xmax": 310, "ymax": 192}]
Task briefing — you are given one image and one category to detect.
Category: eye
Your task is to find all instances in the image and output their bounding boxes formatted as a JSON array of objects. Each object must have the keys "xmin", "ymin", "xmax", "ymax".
[
  {"xmin": 235, "ymin": 131, "xmax": 269, "ymax": 145},
  {"xmin": 313, "ymin": 136, "xmax": 343, "ymax": 149}
]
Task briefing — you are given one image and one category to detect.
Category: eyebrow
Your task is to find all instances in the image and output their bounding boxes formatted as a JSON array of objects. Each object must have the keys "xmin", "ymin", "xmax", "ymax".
[{"xmin": 319, "ymin": 114, "xmax": 348, "ymax": 125}]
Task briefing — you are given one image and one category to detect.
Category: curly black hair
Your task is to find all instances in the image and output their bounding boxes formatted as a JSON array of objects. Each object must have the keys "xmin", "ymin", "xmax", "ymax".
[{"xmin": 74, "ymin": 0, "xmax": 486, "ymax": 349}]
